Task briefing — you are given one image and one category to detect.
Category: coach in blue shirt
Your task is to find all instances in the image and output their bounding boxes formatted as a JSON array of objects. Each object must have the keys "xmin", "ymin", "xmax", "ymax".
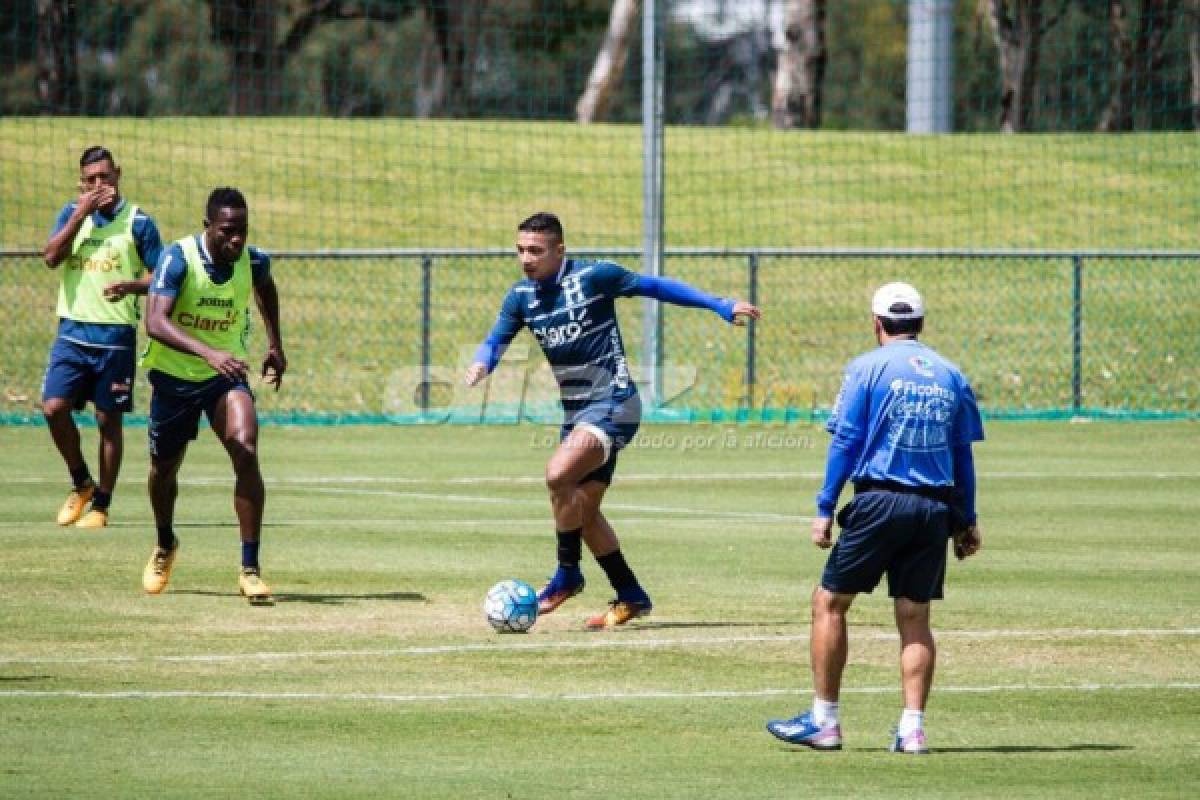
[{"xmin": 767, "ymin": 282, "xmax": 984, "ymax": 755}]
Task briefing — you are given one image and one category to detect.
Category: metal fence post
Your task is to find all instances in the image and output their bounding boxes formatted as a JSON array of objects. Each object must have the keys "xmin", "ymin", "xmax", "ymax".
[
  {"xmin": 1072, "ymin": 254, "xmax": 1083, "ymax": 414},
  {"xmin": 745, "ymin": 252, "xmax": 759, "ymax": 408},
  {"xmin": 420, "ymin": 254, "xmax": 433, "ymax": 411},
  {"xmin": 641, "ymin": 0, "xmax": 665, "ymax": 407}
]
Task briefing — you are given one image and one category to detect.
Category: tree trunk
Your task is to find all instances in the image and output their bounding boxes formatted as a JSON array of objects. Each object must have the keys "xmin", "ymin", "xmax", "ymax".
[
  {"xmin": 208, "ymin": 0, "xmax": 282, "ymax": 115},
  {"xmin": 35, "ymin": 0, "xmax": 81, "ymax": 114},
  {"xmin": 416, "ymin": 22, "xmax": 447, "ymax": 118},
  {"xmin": 1098, "ymin": 0, "xmax": 1177, "ymax": 132},
  {"xmin": 982, "ymin": 0, "xmax": 1045, "ymax": 133},
  {"xmin": 771, "ymin": 0, "xmax": 826, "ymax": 129},
  {"xmin": 1099, "ymin": 1, "xmax": 1137, "ymax": 131},
  {"xmin": 576, "ymin": 0, "xmax": 639, "ymax": 124},
  {"xmin": 417, "ymin": 0, "xmax": 486, "ymax": 118},
  {"xmin": 1190, "ymin": 0, "xmax": 1200, "ymax": 129}
]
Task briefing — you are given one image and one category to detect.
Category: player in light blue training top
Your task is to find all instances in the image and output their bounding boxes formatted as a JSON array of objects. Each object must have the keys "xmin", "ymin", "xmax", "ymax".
[
  {"xmin": 767, "ymin": 282, "xmax": 984, "ymax": 755},
  {"xmin": 466, "ymin": 212, "xmax": 761, "ymax": 628}
]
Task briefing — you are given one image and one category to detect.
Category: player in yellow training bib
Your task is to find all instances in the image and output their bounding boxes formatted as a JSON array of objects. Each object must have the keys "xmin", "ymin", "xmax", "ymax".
[
  {"xmin": 42, "ymin": 146, "xmax": 164, "ymax": 529},
  {"xmin": 140, "ymin": 188, "xmax": 286, "ymax": 604}
]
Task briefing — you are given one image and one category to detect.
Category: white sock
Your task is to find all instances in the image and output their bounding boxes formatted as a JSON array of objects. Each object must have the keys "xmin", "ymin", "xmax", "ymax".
[
  {"xmin": 812, "ymin": 698, "xmax": 839, "ymax": 726},
  {"xmin": 898, "ymin": 709, "xmax": 924, "ymax": 737}
]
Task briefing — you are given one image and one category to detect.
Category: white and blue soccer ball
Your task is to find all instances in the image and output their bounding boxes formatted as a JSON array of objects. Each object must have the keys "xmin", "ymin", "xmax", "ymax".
[{"xmin": 484, "ymin": 579, "xmax": 539, "ymax": 633}]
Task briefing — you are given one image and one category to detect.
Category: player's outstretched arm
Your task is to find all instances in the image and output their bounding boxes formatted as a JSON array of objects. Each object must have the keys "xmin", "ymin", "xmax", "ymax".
[{"xmin": 634, "ymin": 274, "xmax": 761, "ymax": 325}]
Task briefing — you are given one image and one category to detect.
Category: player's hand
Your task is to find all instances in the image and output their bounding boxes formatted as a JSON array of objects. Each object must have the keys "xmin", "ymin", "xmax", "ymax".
[
  {"xmin": 205, "ymin": 350, "xmax": 249, "ymax": 383},
  {"xmin": 730, "ymin": 300, "xmax": 761, "ymax": 327},
  {"xmin": 953, "ymin": 523, "xmax": 982, "ymax": 560},
  {"xmin": 262, "ymin": 347, "xmax": 287, "ymax": 391},
  {"xmin": 811, "ymin": 516, "xmax": 834, "ymax": 549},
  {"xmin": 102, "ymin": 281, "xmax": 133, "ymax": 302},
  {"xmin": 78, "ymin": 185, "xmax": 115, "ymax": 215},
  {"xmin": 464, "ymin": 362, "xmax": 488, "ymax": 387}
]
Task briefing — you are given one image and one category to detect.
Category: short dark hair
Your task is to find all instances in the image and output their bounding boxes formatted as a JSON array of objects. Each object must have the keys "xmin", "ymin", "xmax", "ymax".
[
  {"xmin": 80, "ymin": 146, "xmax": 114, "ymax": 168},
  {"xmin": 518, "ymin": 212, "xmax": 563, "ymax": 242},
  {"xmin": 206, "ymin": 187, "xmax": 247, "ymax": 221},
  {"xmin": 879, "ymin": 315, "xmax": 924, "ymax": 336}
]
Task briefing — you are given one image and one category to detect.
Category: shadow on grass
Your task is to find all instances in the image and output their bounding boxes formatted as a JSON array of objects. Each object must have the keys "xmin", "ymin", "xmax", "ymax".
[
  {"xmin": 933, "ymin": 744, "xmax": 1132, "ymax": 754},
  {"xmin": 627, "ymin": 620, "xmax": 802, "ymax": 630},
  {"xmin": 171, "ymin": 590, "xmax": 426, "ymax": 606}
]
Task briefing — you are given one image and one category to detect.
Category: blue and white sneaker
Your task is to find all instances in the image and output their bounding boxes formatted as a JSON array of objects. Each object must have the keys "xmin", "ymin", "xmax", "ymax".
[
  {"xmin": 889, "ymin": 727, "xmax": 929, "ymax": 754},
  {"xmin": 766, "ymin": 711, "xmax": 843, "ymax": 750},
  {"xmin": 537, "ymin": 568, "xmax": 585, "ymax": 614}
]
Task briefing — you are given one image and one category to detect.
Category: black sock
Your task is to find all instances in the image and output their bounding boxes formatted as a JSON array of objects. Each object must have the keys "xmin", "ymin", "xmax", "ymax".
[
  {"xmin": 91, "ymin": 490, "xmax": 111, "ymax": 511},
  {"xmin": 596, "ymin": 549, "xmax": 637, "ymax": 592},
  {"xmin": 556, "ymin": 528, "xmax": 582, "ymax": 567},
  {"xmin": 156, "ymin": 525, "xmax": 176, "ymax": 550},
  {"xmin": 69, "ymin": 464, "xmax": 93, "ymax": 490},
  {"xmin": 242, "ymin": 541, "xmax": 260, "ymax": 570}
]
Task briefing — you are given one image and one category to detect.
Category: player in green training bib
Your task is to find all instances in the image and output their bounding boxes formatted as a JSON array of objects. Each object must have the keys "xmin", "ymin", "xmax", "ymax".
[
  {"xmin": 42, "ymin": 146, "xmax": 164, "ymax": 530},
  {"xmin": 140, "ymin": 188, "xmax": 286, "ymax": 604}
]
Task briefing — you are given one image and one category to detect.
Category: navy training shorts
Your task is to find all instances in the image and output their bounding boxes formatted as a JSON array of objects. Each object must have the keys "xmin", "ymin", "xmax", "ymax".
[
  {"xmin": 560, "ymin": 394, "xmax": 642, "ymax": 485},
  {"xmin": 821, "ymin": 489, "xmax": 954, "ymax": 602},
  {"xmin": 41, "ymin": 336, "xmax": 135, "ymax": 413},
  {"xmin": 147, "ymin": 370, "xmax": 252, "ymax": 462}
]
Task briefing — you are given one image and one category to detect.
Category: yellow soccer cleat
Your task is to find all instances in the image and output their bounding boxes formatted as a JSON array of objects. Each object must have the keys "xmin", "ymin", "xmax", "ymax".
[
  {"xmin": 238, "ymin": 568, "xmax": 273, "ymax": 605},
  {"xmin": 75, "ymin": 508, "xmax": 109, "ymax": 529},
  {"xmin": 143, "ymin": 540, "xmax": 179, "ymax": 595},
  {"xmin": 56, "ymin": 484, "xmax": 95, "ymax": 526},
  {"xmin": 584, "ymin": 598, "xmax": 653, "ymax": 630}
]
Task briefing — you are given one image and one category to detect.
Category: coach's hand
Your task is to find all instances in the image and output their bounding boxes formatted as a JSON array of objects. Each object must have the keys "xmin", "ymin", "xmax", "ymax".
[
  {"xmin": 464, "ymin": 362, "xmax": 488, "ymax": 387},
  {"xmin": 812, "ymin": 516, "xmax": 834, "ymax": 549},
  {"xmin": 953, "ymin": 523, "xmax": 982, "ymax": 560}
]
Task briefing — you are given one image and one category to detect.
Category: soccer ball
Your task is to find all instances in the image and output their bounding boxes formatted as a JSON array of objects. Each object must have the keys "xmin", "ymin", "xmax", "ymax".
[{"xmin": 483, "ymin": 579, "xmax": 539, "ymax": 633}]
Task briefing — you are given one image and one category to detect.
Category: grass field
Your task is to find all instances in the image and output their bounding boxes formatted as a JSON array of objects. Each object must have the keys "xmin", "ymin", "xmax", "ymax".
[
  {"xmin": 3, "ymin": 119, "xmax": 1198, "ymax": 250},
  {"xmin": 2, "ymin": 421, "xmax": 1197, "ymax": 798}
]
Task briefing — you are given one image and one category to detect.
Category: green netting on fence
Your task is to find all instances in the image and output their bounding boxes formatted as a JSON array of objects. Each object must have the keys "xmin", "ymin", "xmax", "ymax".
[
  {"xmin": 4, "ymin": 251, "xmax": 1198, "ymax": 423},
  {"xmin": 2, "ymin": 1, "xmax": 1198, "ymax": 424}
]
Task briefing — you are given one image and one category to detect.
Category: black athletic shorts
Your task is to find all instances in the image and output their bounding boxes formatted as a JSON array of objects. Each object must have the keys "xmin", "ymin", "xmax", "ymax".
[{"xmin": 820, "ymin": 488, "xmax": 954, "ymax": 602}]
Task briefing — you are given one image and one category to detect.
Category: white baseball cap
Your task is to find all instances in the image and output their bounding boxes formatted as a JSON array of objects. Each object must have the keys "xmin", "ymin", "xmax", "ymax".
[{"xmin": 871, "ymin": 282, "xmax": 925, "ymax": 320}]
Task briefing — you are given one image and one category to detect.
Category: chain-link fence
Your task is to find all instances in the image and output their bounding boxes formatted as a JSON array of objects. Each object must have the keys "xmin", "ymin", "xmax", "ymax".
[
  {"xmin": 4, "ymin": 2, "xmax": 1198, "ymax": 425},
  {"xmin": 4, "ymin": 248, "xmax": 1197, "ymax": 424}
]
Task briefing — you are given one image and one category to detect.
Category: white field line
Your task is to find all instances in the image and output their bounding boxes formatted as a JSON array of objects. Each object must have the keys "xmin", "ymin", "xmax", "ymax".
[
  {"xmin": 0, "ymin": 516, "xmax": 799, "ymax": 530},
  {"xmin": 290, "ymin": 486, "xmax": 806, "ymax": 521},
  {"xmin": 2, "ymin": 682, "xmax": 1198, "ymax": 704},
  {"xmin": 10, "ymin": 470, "xmax": 1200, "ymax": 487},
  {"xmin": 2, "ymin": 628, "xmax": 1197, "ymax": 666}
]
